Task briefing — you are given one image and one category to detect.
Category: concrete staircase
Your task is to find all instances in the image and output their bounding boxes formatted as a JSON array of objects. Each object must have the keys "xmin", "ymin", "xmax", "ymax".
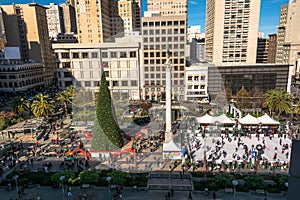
[{"xmin": 147, "ymin": 171, "xmax": 194, "ymax": 191}]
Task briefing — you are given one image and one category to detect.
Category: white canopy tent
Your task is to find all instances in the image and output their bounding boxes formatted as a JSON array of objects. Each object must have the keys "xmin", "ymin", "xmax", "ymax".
[
  {"xmin": 196, "ymin": 113, "xmax": 213, "ymax": 124},
  {"xmin": 257, "ymin": 114, "xmax": 280, "ymax": 125},
  {"xmin": 214, "ymin": 114, "xmax": 236, "ymax": 125},
  {"xmin": 238, "ymin": 114, "xmax": 259, "ymax": 125}
]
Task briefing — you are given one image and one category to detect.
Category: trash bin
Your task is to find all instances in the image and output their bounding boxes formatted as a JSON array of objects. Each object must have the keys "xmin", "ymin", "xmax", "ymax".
[{"xmin": 204, "ymin": 188, "xmax": 209, "ymax": 196}]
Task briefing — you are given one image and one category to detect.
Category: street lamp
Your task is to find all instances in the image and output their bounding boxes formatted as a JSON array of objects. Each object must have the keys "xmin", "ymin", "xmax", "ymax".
[
  {"xmin": 232, "ymin": 180, "xmax": 238, "ymax": 199},
  {"xmin": 59, "ymin": 176, "xmax": 65, "ymax": 197},
  {"xmin": 106, "ymin": 176, "xmax": 112, "ymax": 197},
  {"xmin": 13, "ymin": 175, "xmax": 19, "ymax": 196}
]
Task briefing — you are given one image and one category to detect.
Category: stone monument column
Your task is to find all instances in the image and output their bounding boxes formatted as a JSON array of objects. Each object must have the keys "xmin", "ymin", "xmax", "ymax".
[{"xmin": 165, "ymin": 56, "xmax": 172, "ymax": 143}]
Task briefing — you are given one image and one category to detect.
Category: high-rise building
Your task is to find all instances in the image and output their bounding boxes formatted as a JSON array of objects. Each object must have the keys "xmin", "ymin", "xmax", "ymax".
[
  {"xmin": 46, "ymin": 3, "xmax": 65, "ymax": 39},
  {"xmin": 267, "ymin": 34, "xmax": 277, "ymax": 63},
  {"xmin": 142, "ymin": 12, "xmax": 187, "ymax": 101},
  {"xmin": 142, "ymin": 0, "xmax": 187, "ymax": 101},
  {"xmin": 74, "ymin": 0, "xmax": 141, "ymax": 43},
  {"xmin": 75, "ymin": 0, "xmax": 111, "ymax": 43},
  {"xmin": 60, "ymin": 3, "xmax": 77, "ymax": 34},
  {"xmin": 1, "ymin": 3, "xmax": 56, "ymax": 86},
  {"xmin": 205, "ymin": 0, "xmax": 261, "ymax": 64},
  {"xmin": 116, "ymin": 0, "xmax": 141, "ymax": 35},
  {"xmin": 0, "ymin": 8, "xmax": 6, "ymax": 50},
  {"xmin": 276, "ymin": 4, "xmax": 288, "ymax": 64},
  {"xmin": 147, "ymin": 0, "xmax": 187, "ymax": 16},
  {"xmin": 256, "ymin": 37, "xmax": 268, "ymax": 63},
  {"xmin": 280, "ymin": 0, "xmax": 300, "ymax": 73}
]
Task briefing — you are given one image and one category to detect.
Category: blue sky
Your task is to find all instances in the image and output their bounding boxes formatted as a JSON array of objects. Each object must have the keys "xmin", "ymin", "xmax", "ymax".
[{"xmin": 1, "ymin": 0, "xmax": 290, "ymax": 37}]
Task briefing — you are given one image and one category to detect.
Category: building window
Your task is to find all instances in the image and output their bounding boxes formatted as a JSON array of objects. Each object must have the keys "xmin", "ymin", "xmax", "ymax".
[
  {"xmin": 131, "ymin": 80, "xmax": 137, "ymax": 86},
  {"xmin": 72, "ymin": 52, "xmax": 79, "ymax": 58},
  {"xmin": 82, "ymin": 52, "xmax": 89, "ymax": 58},
  {"xmin": 62, "ymin": 62, "xmax": 71, "ymax": 68},
  {"xmin": 62, "ymin": 53, "xmax": 70, "ymax": 58},
  {"xmin": 111, "ymin": 52, "xmax": 117, "ymax": 58},
  {"xmin": 122, "ymin": 81, "xmax": 128, "ymax": 86},
  {"xmin": 112, "ymin": 81, "xmax": 118, "ymax": 86},
  {"xmin": 94, "ymin": 81, "xmax": 99, "ymax": 87},
  {"xmin": 120, "ymin": 52, "xmax": 127, "ymax": 58},
  {"xmin": 85, "ymin": 81, "xmax": 91, "ymax": 87},
  {"xmin": 130, "ymin": 51, "xmax": 136, "ymax": 57},
  {"xmin": 102, "ymin": 52, "xmax": 108, "ymax": 58},
  {"xmin": 92, "ymin": 52, "xmax": 98, "ymax": 58}
]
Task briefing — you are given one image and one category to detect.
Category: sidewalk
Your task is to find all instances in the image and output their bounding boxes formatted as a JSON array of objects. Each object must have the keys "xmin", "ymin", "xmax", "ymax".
[{"xmin": 0, "ymin": 186, "xmax": 287, "ymax": 200}]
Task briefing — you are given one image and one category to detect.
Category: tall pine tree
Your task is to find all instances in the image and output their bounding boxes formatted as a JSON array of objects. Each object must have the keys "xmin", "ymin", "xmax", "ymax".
[{"xmin": 91, "ymin": 73, "xmax": 123, "ymax": 150}]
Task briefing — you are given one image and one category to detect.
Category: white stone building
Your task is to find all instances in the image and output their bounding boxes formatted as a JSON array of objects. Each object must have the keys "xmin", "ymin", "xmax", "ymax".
[
  {"xmin": 52, "ymin": 36, "xmax": 143, "ymax": 100},
  {"xmin": 185, "ymin": 63, "xmax": 209, "ymax": 102}
]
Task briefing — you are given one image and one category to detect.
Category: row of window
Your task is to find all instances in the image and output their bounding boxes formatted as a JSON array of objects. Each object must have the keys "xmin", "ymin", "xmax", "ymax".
[
  {"xmin": 144, "ymin": 45, "xmax": 185, "ymax": 53},
  {"xmin": 143, "ymin": 36, "xmax": 185, "ymax": 43},
  {"xmin": 110, "ymin": 80, "xmax": 138, "ymax": 87},
  {"xmin": 187, "ymin": 85, "xmax": 206, "ymax": 90},
  {"xmin": 144, "ymin": 80, "xmax": 184, "ymax": 86},
  {"xmin": 59, "ymin": 51, "xmax": 137, "ymax": 59},
  {"xmin": 187, "ymin": 76, "xmax": 206, "ymax": 81},
  {"xmin": 143, "ymin": 28, "xmax": 185, "ymax": 35},
  {"xmin": 144, "ymin": 58, "xmax": 185, "ymax": 65},
  {"xmin": 0, "ymin": 71, "xmax": 43, "ymax": 79},
  {"xmin": 143, "ymin": 20, "xmax": 185, "ymax": 27},
  {"xmin": 145, "ymin": 87, "xmax": 185, "ymax": 92},
  {"xmin": 0, "ymin": 78, "xmax": 43, "ymax": 88},
  {"xmin": 145, "ymin": 73, "xmax": 184, "ymax": 79},
  {"xmin": 144, "ymin": 65, "xmax": 185, "ymax": 72}
]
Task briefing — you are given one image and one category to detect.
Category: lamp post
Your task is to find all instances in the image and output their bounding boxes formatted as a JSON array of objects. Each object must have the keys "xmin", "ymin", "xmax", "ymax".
[
  {"xmin": 106, "ymin": 176, "xmax": 112, "ymax": 198},
  {"xmin": 232, "ymin": 180, "xmax": 238, "ymax": 199},
  {"xmin": 59, "ymin": 176, "xmax": 65, "ymax": 197},
  {"xmin": 13, "ymin": 175, "xmax": 19, "ymax": 196}
]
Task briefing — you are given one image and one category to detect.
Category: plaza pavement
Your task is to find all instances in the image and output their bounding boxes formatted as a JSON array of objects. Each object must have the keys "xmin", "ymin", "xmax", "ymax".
[{"xmin": 192, "ymin": 135, "xmax": 291, "ymax": 165}]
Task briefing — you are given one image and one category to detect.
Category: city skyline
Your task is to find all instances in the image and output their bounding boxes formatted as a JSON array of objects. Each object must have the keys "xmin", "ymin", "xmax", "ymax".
[{"xmin": 1, "ymin": 0, "xmax": 291, "ymax": 37}]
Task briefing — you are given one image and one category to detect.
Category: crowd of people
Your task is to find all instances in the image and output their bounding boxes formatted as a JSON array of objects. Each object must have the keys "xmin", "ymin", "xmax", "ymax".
[{"xmin": 188, "ymin": 129, "xmax": 292, "ymax": 173}]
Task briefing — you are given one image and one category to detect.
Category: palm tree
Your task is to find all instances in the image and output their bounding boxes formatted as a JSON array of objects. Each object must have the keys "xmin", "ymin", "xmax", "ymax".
[
  {"xmin": 65, "ymin": 85, "xmax": 74, "ymax": 99},
  {"xmin": 263, "ymin": 89, "xmax": 293, "ymax": 118},
  {"xmin": 56, "ymin": 90, "xmax": 72, "ymax": 116},
  {"xmin": 295, "ymin": 101, "xmax": 300, "ymax": 116},
  {"xmin": 31, "ymin": 93, "xmax": 55, "ymax": 119},
  {"xmin": 12, "ymin": 96, "xmax": 30, "ymax": 116}
]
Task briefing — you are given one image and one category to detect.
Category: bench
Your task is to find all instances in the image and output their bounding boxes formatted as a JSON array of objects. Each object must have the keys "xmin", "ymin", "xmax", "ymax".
[
  {"xmin": 225, "ymin": 188, "xmax": 233, "ymax": 193},
  {"xmin": 81, "ymin": 184, "xmax": 90, "ymax": 188},
  {"xmin": 256, "ymin": 189, "xmax": 265, "ymax": 194}
]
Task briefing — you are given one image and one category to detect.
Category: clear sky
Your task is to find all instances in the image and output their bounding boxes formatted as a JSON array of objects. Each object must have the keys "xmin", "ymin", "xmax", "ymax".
[{"xmin": 1, "ymin": 0, "xmax": 291, "ymax": 38}]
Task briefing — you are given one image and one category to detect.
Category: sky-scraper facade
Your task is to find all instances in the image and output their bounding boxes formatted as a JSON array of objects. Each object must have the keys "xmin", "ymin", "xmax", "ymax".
[
  {"xmin": 46, "ymin": 3, "xmax": 65, "ymax": 39},
  {"xmin": 267, "ymin": 34, "xmax": 277, "ymax": 63},
  {"xmin": 256, "ymin": 37, "xmax": 268, "ymax": 63},
  {"xmin": 205, "ymin": 0, "xmax": 260, "ymax": 64},
  {"xmin": 142, "ymin": 0, "xmax": 187, "ymax": 101},
  {"xmin": 1, "ymin": 3, "xmax": 55, "ymax": 85},
  {"xmin": 75, "ymin": 0, "xmax": 111, "ymax": 43},
  {"xmin": 276, "ymin": 4, "xmax": 288, "ymax": 64},
  {"xmin": 147, "ymin": 0, "xmax": 187, "ymax": 16},
  {"xmin": 75, "ymin": 0, "xmax": 141, "ymax": 43},
  {"xmin": 281, "ymin": 0, "xmax": 300, "ymax": 73},
  {"xmin": 60, "ymin": 3, "xmax": 77, "ymax": 34},
  {"xmin": 0, "ymin": 8, "xmax": 6, "ymax": 50}
]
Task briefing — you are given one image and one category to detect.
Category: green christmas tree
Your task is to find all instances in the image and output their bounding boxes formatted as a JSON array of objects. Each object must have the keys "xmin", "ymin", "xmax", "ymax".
[{"xmin": 91, "ymin": 73, "xmax": 123, "ymax": 150}]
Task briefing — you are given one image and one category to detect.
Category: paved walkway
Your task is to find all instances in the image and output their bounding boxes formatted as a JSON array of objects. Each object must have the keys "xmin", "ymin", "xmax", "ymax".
[{"xmin": 0, "ymin": 186, "xmax": 287, "ymax": 200}]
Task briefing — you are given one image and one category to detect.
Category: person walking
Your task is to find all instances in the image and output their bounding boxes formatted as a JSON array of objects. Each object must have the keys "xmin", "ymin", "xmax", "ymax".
[
  {"xmin": 213, "ymin": 191, "xmax": 216, "ymax": 199},
  {"xmin": 67, "ymin": 187, "xmax": 72, "ymax": 197},
  {"xmin": 188, "ymin": 191, "xmax": 192, "ymax": 200}
]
